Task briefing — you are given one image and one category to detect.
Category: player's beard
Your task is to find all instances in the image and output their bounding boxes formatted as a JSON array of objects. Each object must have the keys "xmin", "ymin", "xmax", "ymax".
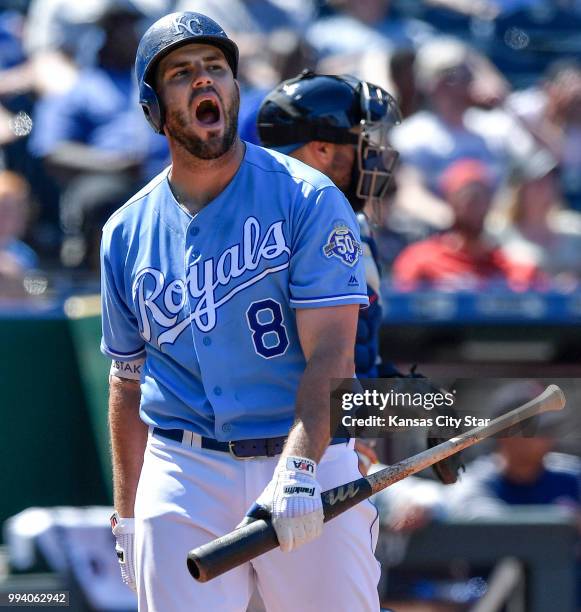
[
  {"xmin": 329, "ymin": 146, "xmax": 366, "ymax": 212},
  {"xmin": 343, "ymin": 161, "xmax": 366, "ymax": 212},
  {"xmin": 165, "ymin": 86, "xmax": 240, "ymax": 160}
]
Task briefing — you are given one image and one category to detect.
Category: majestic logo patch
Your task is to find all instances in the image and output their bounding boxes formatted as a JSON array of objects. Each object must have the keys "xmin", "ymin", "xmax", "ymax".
[
  {"xmin": 323, "ymin": 223, "xmax": 362, "ymax": 267},
  {"xmin": 348, "ymin": 275, "xmax": 359, "ymax": 287}
]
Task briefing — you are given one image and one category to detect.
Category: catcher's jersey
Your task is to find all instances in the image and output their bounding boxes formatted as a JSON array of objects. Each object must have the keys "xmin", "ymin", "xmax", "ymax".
[{"xmin": 100, "ymin": 142, "xmax": 368, "ymax": 440}]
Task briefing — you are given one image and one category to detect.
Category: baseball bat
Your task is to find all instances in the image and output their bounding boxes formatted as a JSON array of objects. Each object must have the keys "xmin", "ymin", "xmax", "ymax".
[{"xmin": 187, "ymin": 383, "xmax": 565, "ymax": 583}]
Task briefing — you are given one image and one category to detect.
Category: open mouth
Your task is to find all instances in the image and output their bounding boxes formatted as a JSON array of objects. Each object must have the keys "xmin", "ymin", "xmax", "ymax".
[{"xmin": 194, "ymin": 97, "xmax": 221, "ymax": 126}]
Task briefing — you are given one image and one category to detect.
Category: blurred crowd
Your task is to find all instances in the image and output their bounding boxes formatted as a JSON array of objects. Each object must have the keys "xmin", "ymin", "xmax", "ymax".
[{"xmin": 2, "ymin": 0, "xmax": 581, "ymax": 296}]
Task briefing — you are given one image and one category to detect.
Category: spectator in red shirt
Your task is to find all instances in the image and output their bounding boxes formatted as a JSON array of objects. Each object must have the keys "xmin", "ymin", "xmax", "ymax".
[{"xmin": 392, "ymin": 159, "xmax": 538, "ymax": 290}]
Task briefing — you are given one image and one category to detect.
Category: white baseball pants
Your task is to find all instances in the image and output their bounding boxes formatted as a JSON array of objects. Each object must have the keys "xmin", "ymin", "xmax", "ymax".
[{"xmin": 134, "ymin": 431, "xmax": 381, "ymax": 612}]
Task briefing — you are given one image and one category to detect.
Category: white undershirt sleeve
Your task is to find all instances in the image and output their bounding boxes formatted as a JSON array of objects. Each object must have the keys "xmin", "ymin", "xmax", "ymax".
[{"xmin": 110, "ymin": 358, "xmax": 145, "ymax": 381}]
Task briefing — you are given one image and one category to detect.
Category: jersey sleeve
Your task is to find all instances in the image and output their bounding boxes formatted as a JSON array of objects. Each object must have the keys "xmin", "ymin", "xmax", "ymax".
[
  {"xmin": 100, "ymin": 228, "xmax": 146, "ymax": 361},
  {"xmin": 289, "ymin": 186, "xmax": 369, "ymax": 309}
]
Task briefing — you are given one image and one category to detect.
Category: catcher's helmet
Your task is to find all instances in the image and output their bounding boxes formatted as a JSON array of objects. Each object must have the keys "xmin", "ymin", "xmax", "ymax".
[
  {"xmin": 257, "ymin": 70, "xmax": 401, "ymax": 203},
  {"xmin": 135, "ymin": 11, "xmax": 239, "ymax": 133}
]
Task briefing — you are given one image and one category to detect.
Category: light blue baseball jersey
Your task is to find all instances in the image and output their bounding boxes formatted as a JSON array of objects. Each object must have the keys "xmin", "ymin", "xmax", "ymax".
[{"xmin": 100, "ymin": 142, "xmax": 368, "ymax": 441}]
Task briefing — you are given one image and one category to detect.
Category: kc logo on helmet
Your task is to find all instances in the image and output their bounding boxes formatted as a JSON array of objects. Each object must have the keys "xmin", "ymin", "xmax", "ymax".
[
  {"xmin": 173, "ymin": 15, "xmax": 204, "ymax": 36},
  {"xmin": 323, "ymin": 223, "xmax": 362, "ymax": 267}
]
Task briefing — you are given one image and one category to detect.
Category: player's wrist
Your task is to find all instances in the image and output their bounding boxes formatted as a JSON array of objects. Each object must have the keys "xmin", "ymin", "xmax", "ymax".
[
  {"xmin": 111, "ymin": 512, "xmax": 137, "ymax": 593},
  {"xmin": 278, "ymin": 455, "xmax": 318, "ymax": 479},
  {"xmin": 110, "ymin": 511, "xmax": 135, "ymax": 535}
]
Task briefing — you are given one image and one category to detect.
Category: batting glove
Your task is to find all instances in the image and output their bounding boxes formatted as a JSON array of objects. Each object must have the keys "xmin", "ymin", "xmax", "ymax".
[
  {"xmin": 248, "ymin": 456, "xmax": 324, "ymax": 553},
  {"xmin": 110, "ymin": 513, "xmax": 137, "ymax": 593}
]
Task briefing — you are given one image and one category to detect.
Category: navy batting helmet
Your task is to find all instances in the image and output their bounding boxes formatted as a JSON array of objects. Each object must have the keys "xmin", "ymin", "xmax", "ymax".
[
  {"xmin": 258, "ymin": 70, "xmax": 401, "ymax": 204},
  {"xmin": 135, "ymin": 12, "xmax": 239, "ymax": 133}
]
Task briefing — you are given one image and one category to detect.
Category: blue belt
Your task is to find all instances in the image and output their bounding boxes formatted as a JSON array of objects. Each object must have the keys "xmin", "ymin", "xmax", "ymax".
[{"xmin": 152, "ymin": 427, "xmax": 349, "ymax": 459}]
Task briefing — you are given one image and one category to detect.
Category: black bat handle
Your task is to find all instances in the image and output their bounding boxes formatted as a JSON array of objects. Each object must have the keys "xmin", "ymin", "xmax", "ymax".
[
  {"xmin": 187, "ymin": 519, "xmax": 279, "ymax": 582},
  {"xmin": 187, "ymin": 476, "xmax": 373, "ymax": 582}
]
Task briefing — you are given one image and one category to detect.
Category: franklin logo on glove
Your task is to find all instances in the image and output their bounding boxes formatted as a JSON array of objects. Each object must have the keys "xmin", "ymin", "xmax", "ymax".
[
  {"xmin": 283, "ymin": 485, "xmax": 316, "ymax": 496},
  {"xmin": 241, "ymin": 455, "xmax": 324, "ymax": 553}
]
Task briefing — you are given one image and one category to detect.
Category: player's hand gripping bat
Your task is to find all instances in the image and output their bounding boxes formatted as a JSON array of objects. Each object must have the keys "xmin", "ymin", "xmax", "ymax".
[{"xmin": 187, "ymin": 384, "xmax": 565, "ymax": 583}]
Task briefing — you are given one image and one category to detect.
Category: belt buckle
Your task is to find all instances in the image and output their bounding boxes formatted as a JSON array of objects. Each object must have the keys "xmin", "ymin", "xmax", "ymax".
[{"xmin": 228, "ymin": 440, "xmax": 258, "ymax": 460}]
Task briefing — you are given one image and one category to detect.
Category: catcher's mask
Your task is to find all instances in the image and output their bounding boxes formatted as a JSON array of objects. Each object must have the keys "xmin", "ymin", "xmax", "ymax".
[{"xmin": 257, "ymin": 71, "xmax": 401, "ymax": 208}]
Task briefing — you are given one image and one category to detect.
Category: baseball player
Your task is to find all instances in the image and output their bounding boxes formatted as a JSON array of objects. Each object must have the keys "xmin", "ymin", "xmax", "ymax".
[
  {"xmin": 103, "ymin": 11, "xmax": 381, "ymax": 612},
  {"xmin": 257, "ymin": 72, "xmax": 465, "ymax": 484},
  {"xmin": 257, "ymin": 70, "xmax": 401, "ymax": 380}
]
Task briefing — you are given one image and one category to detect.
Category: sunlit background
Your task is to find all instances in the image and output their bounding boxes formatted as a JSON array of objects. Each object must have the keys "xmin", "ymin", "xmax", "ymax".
[{"xmin": 1, "ymin": 1, "xmax": 581, "ymax": 610}]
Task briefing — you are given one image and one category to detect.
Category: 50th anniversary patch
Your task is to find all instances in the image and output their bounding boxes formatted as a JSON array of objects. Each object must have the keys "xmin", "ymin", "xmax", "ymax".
[{"xmin": 323, "ymin": 223, "xmax": 362, "ymax": 267}]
